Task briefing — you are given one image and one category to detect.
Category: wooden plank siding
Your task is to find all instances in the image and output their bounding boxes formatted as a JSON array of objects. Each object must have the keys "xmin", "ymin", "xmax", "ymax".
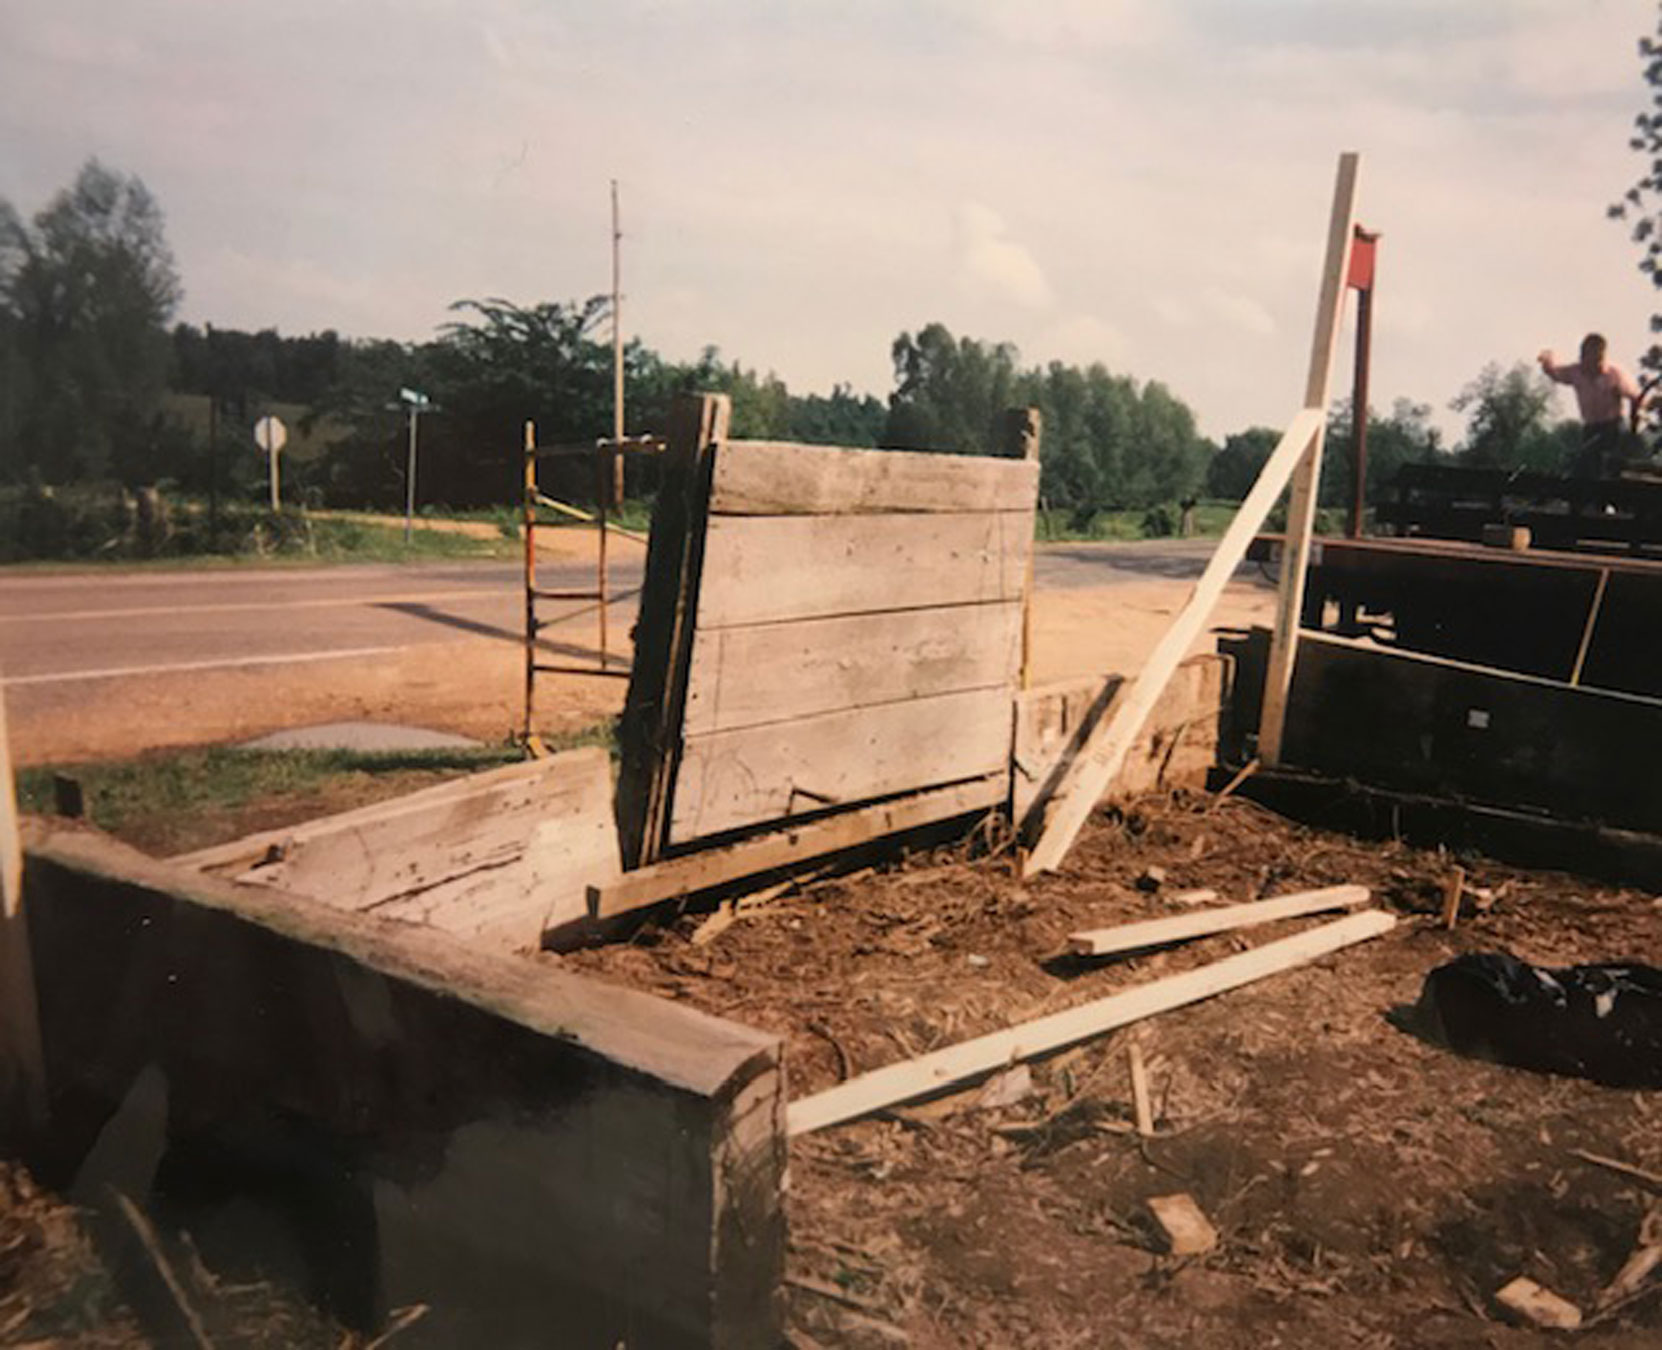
[
  {"xmin": 695, "ymin": 510, "xmax": 1032, "ymax": 629},
  {"xmin": 682, "ymin": 602, "xmax": 1022, "ymax": 738},
  {"xmin": 710, "ymin": 440, "xmax": 1039, "ymax": 515},
  {"xmin": 669, "ymin": 686, "xmax": 1013, "ymax": 842},
  {"xmin": 617, "ymin": 404, "xmax": 1040, "ymax": 859}
]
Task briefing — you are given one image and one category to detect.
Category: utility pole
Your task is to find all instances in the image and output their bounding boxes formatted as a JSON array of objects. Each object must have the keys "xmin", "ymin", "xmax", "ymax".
[
  {"xmin": 397, "ymin": 387, "xmax": 433, "ymax": 543},
  {"xmin": 610, "ymin": 179, "xmax": 625, "ymax": 507}
]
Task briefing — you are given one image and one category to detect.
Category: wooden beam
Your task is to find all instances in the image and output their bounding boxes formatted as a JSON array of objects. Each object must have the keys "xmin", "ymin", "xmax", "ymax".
[
  {"xmin": 785, "ymin": 908, "xmax": 1395, "ymax": 1136},
  {"xmin": 709, "ymin": 440, "xmax": 1039, "ymax": 515},
  {"xmin": 0, "ymin": 668, "xmax": 46, "ymax": 1130},
  {"xmin": 999, "ymin": 408, "xmax": 1043, "ymax": 689},
  {"xmin": 1259, "ymin": 151, "xmax": 1362, "ymax": 765},
  {"xmin": 682, "ymin": 602, "xmax": 1021, "ymax": 738},
  {"xmin": 1066, "ymin": 883, "xmax": 1370, "ymax": 957},
  {"xmin": 1020, "ymin": 406, "xmax": 1323, "ymax": 876},
  {"xmin": 669, "ymin": 686, "xmax": 1013, "ymax": 843},
  {"xmin": 696, "ymin": 511, "xmax": 1032, "ymax": 630},
  {"xmin": 587, "ymin": 776, "xmax": 1005, "ymax": 921},
  {"xmin": 615, "ymin": 393, "xmax": 731, "ymax": 867}
]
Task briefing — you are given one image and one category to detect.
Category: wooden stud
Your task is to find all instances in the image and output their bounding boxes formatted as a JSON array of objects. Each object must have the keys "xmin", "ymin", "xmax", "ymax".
[
  {"xmin": 1068, "ymin": 884, "xmax": 1372, "ymax": 958},
  {"xmin": 1000, "ymin": 407, "xmax": 1043, "ymax": 690},
  {"xmin": 1128, "ymin": 1041, "xmax": 1155, "ymax": 1137},
  {"xmin": 1259, "ymin": 152, "xmax": 1363, "ymax": 766},
  {"xmin": 588, "ymin": 776, "xmax": 1004, "ymax": 922},
  {"xmin": 1020, "ymin": 408, "xmax": 1323, "ymax": 876},
  {"xmin": 786, "ymin": 908, "xmax": 1396, "ymax": 1135},
  {"xmin": 1569, "ymin": 567, "xmax": 1610, "ymax": 687},
  {"xmin": 1440, "ymin": 865, "xmax": 1465, "ymax": 931}
]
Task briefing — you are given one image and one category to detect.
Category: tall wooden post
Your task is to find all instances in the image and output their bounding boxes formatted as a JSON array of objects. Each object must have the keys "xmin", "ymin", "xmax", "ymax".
[
  {"xmin": 999, "ymin": 407, "xmax": 1043, "ymax": 689},
  {"xmin": 523, "ymin": 422, "xmax": 538, "ymax": 744},
  {"xmin": 610, "ymin": 180, "xmax": 626, "ymax": 508},
  {"xmin": 0, "ymin": 670, "xmax": 47, "ymax": 1132},
  {"xmin": 1259, "ymin": 153, "xmax": 1360, "ymax": 767}
]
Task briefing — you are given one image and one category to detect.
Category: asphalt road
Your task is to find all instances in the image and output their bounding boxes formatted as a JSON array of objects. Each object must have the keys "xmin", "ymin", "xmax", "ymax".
[{"xmin": 0, "ymin": 540, "xmax": 1267, "ymax": 690}]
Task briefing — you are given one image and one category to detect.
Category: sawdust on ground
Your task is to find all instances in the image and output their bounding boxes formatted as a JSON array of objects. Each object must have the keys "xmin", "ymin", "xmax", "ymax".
[{"xmin": 561, "ymin": 792, "xmax": 1662, "ymax": 1349}]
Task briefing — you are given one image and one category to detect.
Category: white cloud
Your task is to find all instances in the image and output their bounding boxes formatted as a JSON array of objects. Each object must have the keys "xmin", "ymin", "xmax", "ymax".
[{"xmin": 955, "ymin": 202, "xmax": 1052, "ymax": 309}]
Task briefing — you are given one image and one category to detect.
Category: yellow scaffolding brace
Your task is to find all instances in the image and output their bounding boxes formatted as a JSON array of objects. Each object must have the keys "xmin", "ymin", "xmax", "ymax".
[{"xmin": 521, "ymin": 423, "xmax": 664, "ymax": 749}]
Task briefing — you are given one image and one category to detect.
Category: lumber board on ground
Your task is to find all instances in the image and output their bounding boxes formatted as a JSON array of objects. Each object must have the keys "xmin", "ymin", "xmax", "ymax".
[
  {"xmin": 710, "ymin": 440, "xmax": 1039, "ymax": 516},
  {"xmin": 683, "ymin": 601, "xmax": 1022, "ymax": 737},
  {"xmin": 1067, "ymin": 883, "xmax": 1370, "ymax": 957},
  {"xmin": 696, "ymin": 511, "xmax": 1032, "ymax": 629},
  {"xmin": 0, "ymin": 671, "xmax": 46, "ymax": 1129},
  {"xmin": 588, "ymin": 776, "xmax": 1005, "ymax": 921},
  {"xmin": 176, "ymin": 748, "xmax": 618, "ymax": 948},
  {"xmin": 786, "ymin": 908, "xmax": 1396, "ymax": 1136},
  {"xmin": 1259, "ymin": 151, "xmax": 1361, "ymax": 765},
  {"xmin": 669, "ymin": 686, "xmax": 1012, "ymax": 843},
  {"xmin": 615, "ymin": 394, "xmax": 730, "ymax": 867},
  {"xmin": 1021, "ymin": 408, "xmax": 1324, "ymax": 876}
]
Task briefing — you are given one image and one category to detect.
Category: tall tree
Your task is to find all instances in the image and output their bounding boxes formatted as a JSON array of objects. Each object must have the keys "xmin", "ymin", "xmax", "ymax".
[
  {"xmin": 1612, "ymin": 5, "xmax": 1662, "ymax": 416},
  {"xmin": 0, "ymin": 159, "xmax": 182, "ymax": 482},
  {"xmin": 1449, "ymin": 362, "xmax": 1572, "ymax": 470}
]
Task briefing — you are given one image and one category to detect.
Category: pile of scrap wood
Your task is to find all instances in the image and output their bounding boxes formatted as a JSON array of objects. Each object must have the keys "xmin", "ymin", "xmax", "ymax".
[{"xmin": 787, "ymin": 883, "xmax": 1394, "ymax": 1135}]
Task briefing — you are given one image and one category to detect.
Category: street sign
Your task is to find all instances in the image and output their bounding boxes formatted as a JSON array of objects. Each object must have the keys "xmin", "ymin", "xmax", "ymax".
[{"xmin": 253, "ymin": 415, "xmax": 288, "ymax": 454}]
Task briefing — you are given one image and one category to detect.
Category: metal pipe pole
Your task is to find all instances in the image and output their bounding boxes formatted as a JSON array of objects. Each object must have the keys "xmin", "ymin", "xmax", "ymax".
[
  {"xmin": 524, "ymin": 421, "xmax": 537, "ymax": 741},
  {"xmin": 1349, "ymin": 283, "xmax": 1373, "ymax": 539},
  {"xmin": 611, "ymin": 179, "xmax": 625, "ymax": 507},
  {"xmin": 404, "ymin": 407, "xmax": 418, "ymax": 543}
]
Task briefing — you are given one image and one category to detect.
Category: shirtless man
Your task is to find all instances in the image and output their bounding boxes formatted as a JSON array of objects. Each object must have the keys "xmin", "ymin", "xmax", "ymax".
[{"xmin": 1537, "ymin": 334, "xmax": 1643, "ymax": 478}]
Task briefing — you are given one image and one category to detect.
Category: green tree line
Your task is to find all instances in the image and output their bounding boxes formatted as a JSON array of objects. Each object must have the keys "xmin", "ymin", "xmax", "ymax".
[{"xmin": 0, "ymin": 157, "xmax": 1629, "ymax": 534}]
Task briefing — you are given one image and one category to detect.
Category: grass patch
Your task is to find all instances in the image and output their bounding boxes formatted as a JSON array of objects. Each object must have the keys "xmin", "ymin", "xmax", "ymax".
[{"xmin": 17, "ymin": 727, "xmax": 615, "ymax": 857}]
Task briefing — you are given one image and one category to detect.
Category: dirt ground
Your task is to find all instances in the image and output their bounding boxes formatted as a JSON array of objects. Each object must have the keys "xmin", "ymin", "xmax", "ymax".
[{"xmin": 563, "ymin": 791, "xmax": 1662, "ymax": 1348}]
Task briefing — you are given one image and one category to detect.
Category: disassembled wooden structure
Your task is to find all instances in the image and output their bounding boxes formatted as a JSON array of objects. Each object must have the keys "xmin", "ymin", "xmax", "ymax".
[{"xmin": 5, "ymin": 150, "xmax": 1587, "ymax": 1345}]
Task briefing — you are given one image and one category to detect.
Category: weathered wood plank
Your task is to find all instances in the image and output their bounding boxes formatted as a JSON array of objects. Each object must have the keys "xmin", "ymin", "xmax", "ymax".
[
  {"xmin": 683, "ymin": 602, "xmax": 1021, "ymax": 738},
  {"xmin": 1013, "ymin": 656, "xmax": 1226, "ymax": 828},
  {"xmin": 177, "ymin": 748, "xmax": 619, "ymax": 950},
  {"xmin": 696, "ymin": 511, "xmax": 1032, "ymax": 630},
  {"xmin": 589, "ymin": 777, "xmax": 1005, "ymax": 921},
  {"xmin": 615, "ymin": 393, "xmax": 731, "ymax": 867},
  {"xmin": 709, "ymin": 440, "xmax": 1039, "ymax": 516},
  {"xmin": 1021, "ymin": 408, "xmax": 1323, "ymax": 874},
  {"xmin": 669, "ymin": 687, "xmax": 1012, "ymax": 843},
  {"xmin": 1067, "ymin": 884, "xmax": 1371, "ymax": 957},
  {"xmin": 786, "ymin": 908, "xmax": 1396, "ymax": 1135}
]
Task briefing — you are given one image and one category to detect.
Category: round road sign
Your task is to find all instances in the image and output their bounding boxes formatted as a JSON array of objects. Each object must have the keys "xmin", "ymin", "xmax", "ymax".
[{"xmin": 254, "ymin": 415, "xmax": 288, "ymax": 454}]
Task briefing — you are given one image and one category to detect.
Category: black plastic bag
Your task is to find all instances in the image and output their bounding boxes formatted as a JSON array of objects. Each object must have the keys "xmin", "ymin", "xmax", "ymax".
[{"xmin": 1414, "ymin": 951, "xmax": 1662, "ymax": 1088}]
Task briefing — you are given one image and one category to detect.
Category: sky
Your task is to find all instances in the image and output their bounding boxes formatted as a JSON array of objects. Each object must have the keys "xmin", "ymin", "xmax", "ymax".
[{"xmin": 1, "ymin": 0, "xmax": 1658, "ymax": 443}]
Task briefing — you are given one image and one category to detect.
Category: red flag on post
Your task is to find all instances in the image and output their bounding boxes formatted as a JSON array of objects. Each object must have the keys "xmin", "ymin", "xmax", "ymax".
[{"xmin": 1347, "ymin": 227, "xmax": 1379, "ymax": 291}]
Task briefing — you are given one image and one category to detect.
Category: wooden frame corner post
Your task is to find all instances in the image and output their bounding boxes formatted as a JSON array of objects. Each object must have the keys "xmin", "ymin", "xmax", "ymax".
[{"xmin": 0, "ymin": 673, "xmax": 47, "ymax": 1132}]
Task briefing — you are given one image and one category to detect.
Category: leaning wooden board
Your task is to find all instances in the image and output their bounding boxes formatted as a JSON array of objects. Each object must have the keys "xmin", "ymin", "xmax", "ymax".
[{"xmin": 619, "ymin": 399, "xmax": 1042, "ymax": 858}]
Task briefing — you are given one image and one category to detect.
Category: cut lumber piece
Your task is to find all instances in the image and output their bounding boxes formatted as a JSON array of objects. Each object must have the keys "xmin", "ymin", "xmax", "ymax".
[
  {"xmin": 590, "ymin": 776, "xmax": 1005, "ymax": 921},
  {"xmin": 696, "ymin": 511, "xmax": 1032, "ymax": 629},
  {"xmin": 615, "ymin": 393, "xmax": 730, "ymax": 867},
  {"xmin": 669, "ymin": 686, "xmax": 1012, "ymax": 843},
  {"xmin": 682, "ymin": 602, "xmax": 1021, "ymax": 737},
  {"xmin": 1258, "ymin": 150, "xmax": 1361, "ymax": 766},
  {"xmin": 0, "ymin": 669, "xmax": 46, "ymax": 1130},
  {"xmin": 1147, "ymin": 1193, "xmax": 1217, "ymax": 1256},
  {"xmin": 1013, "ymin": 657, "xmax": 1226, "ymax": 829},
  {"xmin": 1495, "ymin": 1276, "xmax": 1582, "ymax": 1330},
  {"xmin": 709, "ymin": 440, "xmax": 1039, "ymax": 516},
  {"xmin": 1066, "ymin": 884, "xmax": 1371, "ymax": 958},
  {"xmin": 1128, "ymin": 1042, "xmax": 1154, "ymax": 1137},
  {"xmin": 1021, "ymin": 407, "xmax": 1324, "ymax": 876},
  {"xmin": 786, "ymin": 908, "xmax": 1396, "ymax": 1136}
]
